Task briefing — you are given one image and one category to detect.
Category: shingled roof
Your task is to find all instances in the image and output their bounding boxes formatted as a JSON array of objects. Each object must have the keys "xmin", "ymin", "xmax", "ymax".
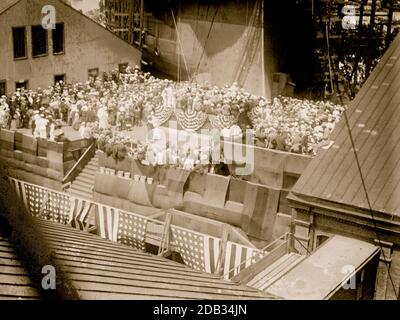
[
  {"xmin": 290, "ymin": 33, "xmax": 400, "ymax": 218},
  {"xmin": 0, "ymin": 218, "xmax": 277, "ymax": 300}
]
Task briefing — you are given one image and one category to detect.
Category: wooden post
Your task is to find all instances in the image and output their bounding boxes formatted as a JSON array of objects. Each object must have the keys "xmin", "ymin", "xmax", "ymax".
[
  {"xmin": 158, "ymin": 212, "xmax": 172, "ymax": 256},
  {"xmin": 216, "ymin": 224, "xmax": 229, "ymax": 276},
  {"xmin": 386, "ymin": 1, "xmax": 394, "ymax": 49},
  {"xmin": 139, "ymin": 0, "xmax": 145, "ymax": 50}
]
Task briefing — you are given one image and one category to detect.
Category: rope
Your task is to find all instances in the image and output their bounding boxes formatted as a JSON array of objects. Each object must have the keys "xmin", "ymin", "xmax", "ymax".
[
  {"xmin": 192, "ymin": 4, "xmax": 220, "ymax": 79},
  {"xmin": 170, "ymin": 7, "xmax": 190, "ymax": 81},
  {"xmin": 327, "ymin": 27, "xmax": 400, "ymax": 299}
]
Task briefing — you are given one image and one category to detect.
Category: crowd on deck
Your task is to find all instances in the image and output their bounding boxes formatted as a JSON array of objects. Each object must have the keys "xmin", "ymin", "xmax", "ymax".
[{"xmin": 0, "ymin": 66, "xmax": 345, "ymax": 157}]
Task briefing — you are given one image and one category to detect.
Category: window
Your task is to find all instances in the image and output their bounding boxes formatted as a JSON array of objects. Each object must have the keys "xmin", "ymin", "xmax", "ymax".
[
  {"xmin": 88, "ymin": 68, "xmax": 99, "ymax": 80},
  {"xmin": 31, "ymin": 25, "xmax": 48, "ymax": 57},
  {"xmin": 52, "ymin": 23, "xmax": 65, "ymax": 54},
  {"xmin": 12, "ymin": 27, "xmax": 27, "ymax": 59},
  {"xmin": 15, "ymin": 80, "xmax": 28, "ymax": 90},
  {"xmin": 316, "ymin": 235, "xmax": 330, "ymax": 248},
  {"xmin": 0, "ymin": 81, "xmax": 6, "ymax": 96},
  {"xmin": 357, "ymin": 270, "xmax": 365, "ymax": 300},
  {"xmin": 54, "ymin": 74, "xmax": 66, "ymax": 85},
  {"xmin": 119, "ymin": 63, "xmax": 128, "ymax": 73}
]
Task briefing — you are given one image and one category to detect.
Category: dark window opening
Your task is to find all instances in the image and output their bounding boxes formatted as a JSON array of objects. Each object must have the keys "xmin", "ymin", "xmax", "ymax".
[
  {"xmin": 88, "ymin": 68, "xmax": 99, "ymax": 80},
  {"xmin": 316, "ymin": 235, "xmax": 330, "ymax": 248},
  {"xmin": 0, "ymin": 81, "xmax": 6, "ymax": 96},
  {"xmin": 31, "ymin": 25, "xmax": 48, "ymax": 57},
  {"xmin": 357, "ymin": 270, "xmax": 365, "ymax": 300},
  {"xmin": 54, "ymin": 74, "xmax": 66, "ymax": 85},
  {"xmin": 15, "ymin": 80, "xmax": 28, "ymax": 90},
  {"xmin": 52, "ymin": 23, "xmax": 65, "ymax": 54},
  {"xmin": 12, "ymin": 27, "xmax": 26, "ymax": 59},
  {"xmin": 119, "ymin": 63, "xmax": 128, "ymax": 73}
]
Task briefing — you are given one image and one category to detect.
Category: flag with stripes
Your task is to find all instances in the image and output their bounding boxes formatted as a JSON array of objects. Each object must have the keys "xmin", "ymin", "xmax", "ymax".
[
  {"xmin": 8, "ymin": 177, "xmax": 29, "ymax": 214},
  {"xmin": 96, "ymin": 204, "xmax": 120, "ymax": 242},
  {"xmin": 223, "ymin": 241, "xmax": 266, "ymax": 279},
  {"xmin": 24, "ymin": 183, "xmax": 48, "ymax": 217},
  {"xmin": 68, "ymin": 197, "xmax": 93, "ymax": 231},
  {"xmin": 171, "ymin": 226, "xmax": 221, "ymax": 274},
  {"xmin": 117, "ymin": 211, "xmax": 148, "ymax": 251}
]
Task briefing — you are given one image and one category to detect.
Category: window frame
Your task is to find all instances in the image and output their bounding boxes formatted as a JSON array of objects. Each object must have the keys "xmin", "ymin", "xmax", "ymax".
[
  {"xmin": 52, "ymin": 23, "xmax": 65, "ymax": 55},
  {"xmin": 31, "ymin": 25, "xmax": 49, "ymax": 58},
  {"xmin": 88, "ymin": 68, "xmax": 99, "ymax": 80},
  {"xmin": 0, "ymin": 80, "xmax": 6, "ymax": 96},
  {"xmin": 54, "ymin": 74, "xmax": 66, "ymax": 85},
  {"xmin": 118, "ymin": 63, "xmax": 128, "ymax": 74},
  {"xmin": 15, "ymin": 80, "xmax": 29, "ymax": 91},
  {"xmin": 12, "ymin": 26, "xmax": 27, "ymax": 60}
]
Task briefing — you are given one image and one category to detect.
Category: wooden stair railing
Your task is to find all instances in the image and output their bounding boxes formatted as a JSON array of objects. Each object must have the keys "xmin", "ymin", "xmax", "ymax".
[{"xmin": 62, "ymin": 143, "xmax": 96, "ymax": 188}]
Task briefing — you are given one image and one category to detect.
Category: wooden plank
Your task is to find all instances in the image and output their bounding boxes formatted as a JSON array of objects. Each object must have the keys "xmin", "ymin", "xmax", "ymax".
[{"xmin": 0, "ymin": 284, "xmax": 38, "ymax": 297}]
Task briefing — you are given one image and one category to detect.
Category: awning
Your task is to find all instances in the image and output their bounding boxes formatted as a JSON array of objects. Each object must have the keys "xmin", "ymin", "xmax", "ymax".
[{"xmin": 265, "ymin": 235, "xmax": 380, "ymax": 300}]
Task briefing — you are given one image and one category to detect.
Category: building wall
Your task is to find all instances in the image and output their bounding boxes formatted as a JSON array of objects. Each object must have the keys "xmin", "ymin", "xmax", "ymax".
[{"xmin": 0, "ymin": 0, "xmax": 141, "ymax": 94}]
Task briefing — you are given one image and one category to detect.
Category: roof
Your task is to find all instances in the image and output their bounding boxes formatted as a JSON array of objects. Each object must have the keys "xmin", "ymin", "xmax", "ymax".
[
  {"xmin": 0, "ymin": 218, "xmax": 277, "ymax": 300},
  {"xmin": 0, "ymin": 0, "xmax": 20, "ymax": 14},
  {"xmin": 291, "ymin": 32, "xmax": 400, "ymax": 217},
  {"xmin": 265, "ymin": 236, "xmax": 380, "ymax": 300}
]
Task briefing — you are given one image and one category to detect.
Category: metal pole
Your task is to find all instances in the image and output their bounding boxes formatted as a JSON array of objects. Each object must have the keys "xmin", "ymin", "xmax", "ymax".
[{"xmin": 139, "ymin": 0, "xmax": 144, "ymax": 50}]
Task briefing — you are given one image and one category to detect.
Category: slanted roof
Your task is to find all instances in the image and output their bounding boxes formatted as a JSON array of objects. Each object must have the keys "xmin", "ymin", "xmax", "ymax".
[
  {"xmin": 0, "ymin": 218, "xmax": 277, "ymax": 300},
  {"xmin": 291, "ymin": 33, "xmax": 400, "ymax": 217},
  {"xmin": 265, "ymin": 236, "xmax": 380, "ymax": 300},
  {"xmin": 0, "ymin": 0, "xmax": 20, "ymax": 14}
]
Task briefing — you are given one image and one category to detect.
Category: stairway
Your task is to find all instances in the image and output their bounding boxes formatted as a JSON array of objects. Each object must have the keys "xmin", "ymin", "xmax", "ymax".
[
  {"xmin": 247, "ymin": 253, "xmax": 306, "ymax": 291},
  {"xmin": 69, "ymin": 154, "xmax": 98, "ymax": 200}
]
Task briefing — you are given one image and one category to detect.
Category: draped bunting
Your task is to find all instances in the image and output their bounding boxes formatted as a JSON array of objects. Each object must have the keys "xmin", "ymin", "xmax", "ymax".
[
  {"xmin": 223, "ymin": 241, "xmax": 266, "ymax": 279},
  {"xmin": 209, "ymin": 114, "xmax": 239, "ymax": 130},
  {"xmin": 117, "ymin": 211, "xmax": 148, "ymax": 251},
  {"xmin": 9, "ymin": 177, "xmax": 273, "ymax": 279},
  {"xmin": 152, "ymin": 103, "xmax": 174, "ymax": 127},
  {"xmin": 68, "ymin": 197, "xmax": 93, "ymax": 231},
  {"xmin": 174, "ymin": 108, "xmax": 208, "ymax": 131},
  {"xmin": 96, "ymin": 204, "xmax": 120, "ymax": 242},
  {"xmin": 171, "ymin": 225, "xmax": 221, "ymax": 274}
]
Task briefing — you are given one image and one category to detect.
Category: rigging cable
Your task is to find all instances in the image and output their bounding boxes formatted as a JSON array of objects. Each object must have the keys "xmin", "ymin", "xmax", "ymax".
[
  {"xmin": 192, "ymin": 3, "xmax": 220, "ymax": 80},
  {"xmin": 170, "ymin": 5, "xmax": 190, "ymax": 81},
  {"xmin": 326, "ymin": 25, "xmax": 400, "ymax": 300}
]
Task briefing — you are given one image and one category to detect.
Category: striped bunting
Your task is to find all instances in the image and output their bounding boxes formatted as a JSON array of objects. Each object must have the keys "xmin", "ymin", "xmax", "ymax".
[
  {"xmin": 171, "ymin": 226, "xmax": 221, "ymax": 274},
  {"xmin": 223, "ymin": 241, "xmax": 266, "ymax": 279},
  {"xmin": 68, "ymin": 197, "xmax": 93, "ymax": 231},
  {"xmin": 8, "ymin": 177, "xmax": 29, "ymax": 214},
  {"xmin": 96, "ymin": 204, "xmax": 120, "ymax": 242},
  {"xmin": 117, "ymin": 211, "xmax": 148, "ymax": 251}
]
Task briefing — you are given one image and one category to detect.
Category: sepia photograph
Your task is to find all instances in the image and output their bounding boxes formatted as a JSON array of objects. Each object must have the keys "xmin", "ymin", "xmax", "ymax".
[{"xmin": 0, "ymin": 0, "xmax": 399, "ymax": 307}]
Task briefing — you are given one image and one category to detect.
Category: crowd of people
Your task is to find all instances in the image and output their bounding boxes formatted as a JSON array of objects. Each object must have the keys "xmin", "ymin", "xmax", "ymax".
[{"xmin": 0, "ymin": 65, "xmax": 345, "ymax": 155}]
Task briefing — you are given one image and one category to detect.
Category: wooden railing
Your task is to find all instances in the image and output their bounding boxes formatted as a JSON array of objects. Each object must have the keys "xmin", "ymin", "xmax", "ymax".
[
  {"xmin": 229, "ymin": 233, "xmax": 298, "ymax": 284},
  {"xmin": 62, "ymin": 143, "xmax": 96, "ymax": 187}
]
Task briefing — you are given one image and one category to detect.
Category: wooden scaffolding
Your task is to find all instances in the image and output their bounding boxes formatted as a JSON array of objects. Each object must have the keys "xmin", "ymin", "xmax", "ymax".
[{"xmin": 102, "ymin": 0, "xmax": 145, "ymax": 47}]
